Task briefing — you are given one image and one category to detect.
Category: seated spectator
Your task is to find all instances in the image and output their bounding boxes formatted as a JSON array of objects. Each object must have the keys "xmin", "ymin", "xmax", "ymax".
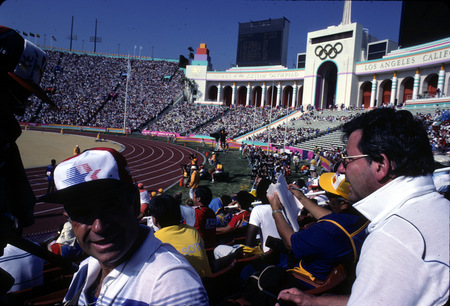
[
  {"xmin": 149, "ymin": 195, "xmax": 212, "ymax": 277},
  {"xmin": 192, "ymin": 186, "xmax": 217, "ymax": 248},
  {"xmin": 48, "ymin": 219, "xmax": 83, "ymax": 261},
  {"xmin": 198, "ymin": 165, "xmax": 209, "ymax": 180},
  {"xmin": 216, "ymin": 190, "xmax": 255, "ymax": 234},
  {"xmin": 211, "ymin": 163, "xmax": 227, "ymax": 183},
  {"xmin": 245, "ymin": 179, "xmax": 279, "ymax": 253},
  {"xmin": 269, "ymin": 172, "xmax": 369, "ymax": 282},
  {"xmin": 209, "ymin": 194, "xmax": 233, "ymax": 227}
]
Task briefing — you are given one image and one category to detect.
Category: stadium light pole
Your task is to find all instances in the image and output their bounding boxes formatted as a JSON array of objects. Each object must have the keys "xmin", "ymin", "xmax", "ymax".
[
  {"xmin": 66, "ymin": 16, "xmax": 77, "ymax": 51},
  {"xmin": 90, "ymin": 19, "xmax": 102, "ymax": 53},
  {"xmin": 284, "ymin": 93, "xmax": 290, "ymax": 152},
  {"xmin": 267, "ymin": 81, "xmax": 274, "ymax": 154},
  {"xmin": 252, "ymin": 84, "xmax": 257, "ymax": 146},
  {"xmin": 123, "ymin": 55, "xmax": 131, "ymax": 133}
]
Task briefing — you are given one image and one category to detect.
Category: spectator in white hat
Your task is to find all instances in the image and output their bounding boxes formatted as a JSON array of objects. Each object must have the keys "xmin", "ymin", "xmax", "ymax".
[{"xmin": 40, "ymin": 148, "xmax": 208, "ymax": 305}]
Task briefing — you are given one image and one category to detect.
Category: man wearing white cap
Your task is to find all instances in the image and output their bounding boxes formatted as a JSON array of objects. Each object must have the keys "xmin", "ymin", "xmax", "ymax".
[{"xmin": 40, "ymin": 148, "xmax": 208, "ymax": 305}]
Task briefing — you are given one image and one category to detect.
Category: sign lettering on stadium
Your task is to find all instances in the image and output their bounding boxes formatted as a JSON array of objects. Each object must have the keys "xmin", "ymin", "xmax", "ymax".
[
  {"xmin": 208, "ymin": 70, "xmax": 303, "ymax": 81},
  {"xmin": 357, "ymin": 47, "xmax": 450, "ymax": 73}
]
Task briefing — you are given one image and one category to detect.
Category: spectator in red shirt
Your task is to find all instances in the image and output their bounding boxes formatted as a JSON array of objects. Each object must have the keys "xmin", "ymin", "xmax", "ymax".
[
  {"xmin": 192, "ymin": 186, "xmax": 217, "ymax": 248},
  {"xmin": 216, "ymin": 191, "xmax": 255, "ymax": 234}
]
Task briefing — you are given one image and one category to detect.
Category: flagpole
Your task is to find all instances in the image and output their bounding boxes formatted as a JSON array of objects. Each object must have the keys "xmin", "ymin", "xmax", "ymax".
[
  {"xmin": 123, "ymin": 55, "xmax": 131, "ymax": 134},
  {"xmin": 267, "ymin": 81, "xmax": 274, "ymax": 154}
]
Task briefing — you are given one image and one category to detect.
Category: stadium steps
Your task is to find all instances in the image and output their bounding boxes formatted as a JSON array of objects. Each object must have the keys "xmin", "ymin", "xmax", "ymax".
[{"xmin": 293, "ymin": 130, "xmax": 345, "ymax": 151}]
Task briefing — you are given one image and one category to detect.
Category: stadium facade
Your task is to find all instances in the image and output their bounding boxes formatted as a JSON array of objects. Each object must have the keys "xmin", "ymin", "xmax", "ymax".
[{"xmin": 185, "ymin": 7, "xmax": 450, "ymax": 111}]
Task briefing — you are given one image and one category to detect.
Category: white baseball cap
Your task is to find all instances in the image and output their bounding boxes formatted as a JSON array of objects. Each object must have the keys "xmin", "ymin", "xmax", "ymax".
[{"xmin": 40, "ymin": 148, "xmax": 133, "ymax": 205}]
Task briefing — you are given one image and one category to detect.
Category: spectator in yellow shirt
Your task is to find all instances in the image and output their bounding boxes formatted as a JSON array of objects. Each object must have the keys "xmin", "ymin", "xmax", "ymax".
[{"xmin": 149, "ymin": 195, "xmax": 212, "ymax": 277}]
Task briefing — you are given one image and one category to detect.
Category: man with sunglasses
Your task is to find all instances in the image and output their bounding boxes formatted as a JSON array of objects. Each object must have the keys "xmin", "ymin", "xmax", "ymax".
[{"xmin": 277, "ymin": 108, "xmax": 449, "ymax": 305}]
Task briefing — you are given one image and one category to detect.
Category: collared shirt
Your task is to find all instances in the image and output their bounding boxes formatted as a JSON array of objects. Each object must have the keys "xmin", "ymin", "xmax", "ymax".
[
  {"xmin": 349, "ymin": 175, "xmax": 449, "ymax": 305},
  {"xmin": 64, "ymin": 226, "xmax": 208, "ymax": 305}
]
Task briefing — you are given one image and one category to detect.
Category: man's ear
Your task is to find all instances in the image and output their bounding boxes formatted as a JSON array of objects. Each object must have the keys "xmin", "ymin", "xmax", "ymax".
[
  {"xmin": 373, "ymin": 154, "xmax": 393, "ymax": 183},
  {"xmin": 152, "ymin": 217, "xmax": 161, "ymax": 229}
]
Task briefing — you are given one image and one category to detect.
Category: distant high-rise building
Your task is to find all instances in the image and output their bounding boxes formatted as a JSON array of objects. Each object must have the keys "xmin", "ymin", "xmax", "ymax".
[{"xmin": 236, "ymin": 17, "xmax": 290, "ymax": 67}]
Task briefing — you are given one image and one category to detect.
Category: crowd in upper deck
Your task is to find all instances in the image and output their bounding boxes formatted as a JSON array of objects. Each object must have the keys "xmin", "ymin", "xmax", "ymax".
[{"xmin": 13, "ymin": 50, "xmax": 449, "ymax": 155}]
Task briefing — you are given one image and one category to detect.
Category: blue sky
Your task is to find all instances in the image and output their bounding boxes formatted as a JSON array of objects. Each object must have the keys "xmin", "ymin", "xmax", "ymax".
[{"xmin": 0, "ymin": 0, "xmax": 403, "ymax": 71}]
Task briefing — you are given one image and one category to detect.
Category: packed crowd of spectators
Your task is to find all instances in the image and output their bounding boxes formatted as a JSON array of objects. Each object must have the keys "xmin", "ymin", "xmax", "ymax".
[
  {"xmin": 147, "ymin": 103, "xmax": 228, "ymax": 135},
  {"xmin": 16, "ymin": 50, "xmax": 183, "ymax": 131},
  {"xmin": 416, "ymin": 108, "xmax": 450, "ymax": 154},
  {"xmin": 194, "ymin": 106, "xmax": 287, "ymax": 139},
  {"xmin": 13, "ymin": 50, "xmax": 450, "ymax": 156}
]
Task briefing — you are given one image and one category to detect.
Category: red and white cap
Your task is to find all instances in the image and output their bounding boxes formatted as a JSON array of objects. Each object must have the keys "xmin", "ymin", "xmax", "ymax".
[{"xmin": 40, "ymin": 148, "xmax": 133, "ymax": 205}]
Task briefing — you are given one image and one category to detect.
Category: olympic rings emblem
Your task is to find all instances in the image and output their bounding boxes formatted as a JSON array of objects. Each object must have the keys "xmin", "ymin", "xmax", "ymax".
[{"xmin": 315, "ymin": 42, "xmax": 343, "ymax": 60}]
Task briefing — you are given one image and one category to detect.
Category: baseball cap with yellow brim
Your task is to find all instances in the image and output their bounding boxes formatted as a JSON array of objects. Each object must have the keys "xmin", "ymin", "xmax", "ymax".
[
  {"xmin": 39, "ymin": 148, "xmax": 134, "ymax": 206},
  {"xmin": 318, "ymin": 172, "xmax": 350, "ymax": 200}
]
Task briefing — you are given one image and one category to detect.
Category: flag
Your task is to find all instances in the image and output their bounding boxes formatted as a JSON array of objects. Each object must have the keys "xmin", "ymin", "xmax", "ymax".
[
  {"xmin": 36, "ymin": 33, "xmax": 40, "ymax": 38},
  {"xmin": 127, "ymin": 57, "xmax": 132, "ymax": 81},
  {"xmin": 52, "ymin": 36, "xmax": 57, "ymax": 41},
  {"xmin": 22, "ymin": 31, "xmax": 28, "ymax": 36},
  {"xmin": 29, "ymin": 32, "xmax": 35, "ymax": 37}
]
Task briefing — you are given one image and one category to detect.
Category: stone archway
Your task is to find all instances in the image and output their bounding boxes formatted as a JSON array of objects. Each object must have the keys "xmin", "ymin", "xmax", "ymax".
[
  {"xmin": 237, "ymin": 86, "xmax": 247, "ymax": 106},
  {"xmin": 252, "ymin": 86, "xmax": 263, "ymax": 107},
  {"xmin": 401, "ymin": 77, "xmax": 414, "ymax": 103},
  {"xmin": 283, "ymin": 85, "xmax": 293, "ymax": 108},
  {"xmin": 208, "ymin": 86, "xmax": 218, "ymax": 101},
  {"xmin": 360, "ymin": 81, "xmax": 372, "ymax": 109},
  {"xmin": 424, "ymin": 74, "xmax": 438, "ymax": 97},
  {"xmin": 297, "ymin": 86, "xmax": 303, "ymax": 108},
  {"xmin": 267, "ymin": 86, "xmax": 278, "ymax": 107},
  {"xmin": 316, "ymin": 61, "xmax": 338, "ymax": 109},
  {"xmin": 380, "ymin": 79, "xmax": 392, "ymax": 106},
  {"xmin": 223, "ymin": 86, "xmax": 232, "ymax": 106}
]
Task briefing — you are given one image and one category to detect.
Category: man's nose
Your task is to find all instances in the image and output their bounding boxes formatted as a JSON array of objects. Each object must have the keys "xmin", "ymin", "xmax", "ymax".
[{"xmin": 337, "ymin": 162, "xmax": 346, "ymax": 174}]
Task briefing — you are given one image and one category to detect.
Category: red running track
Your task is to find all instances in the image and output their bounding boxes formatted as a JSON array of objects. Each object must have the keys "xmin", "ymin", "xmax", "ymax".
[{"xmin": 23, "ymin": 133, "xmax": 204, "ymax": 242}]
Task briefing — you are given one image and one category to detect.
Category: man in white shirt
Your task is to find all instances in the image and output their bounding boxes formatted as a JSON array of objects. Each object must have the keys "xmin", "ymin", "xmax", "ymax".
[{"xmin": 277, "ymin": 108, "xmax": 449, "ymax": 305}]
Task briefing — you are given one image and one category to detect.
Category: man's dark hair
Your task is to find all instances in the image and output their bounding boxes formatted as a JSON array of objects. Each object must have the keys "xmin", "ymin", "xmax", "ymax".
[
  {"xmin": 148, "ymin": 195, "xmax": 181, "ymax": 228},
  {"xmin": 194, "ymin": 186, "xmax": 213, "ymax": 206},
  {"xmin": 256, "ymin": 179, "xmax": 271, "ymax": 204},
  {"xmin": 236, "ymin": 190, "xmax": 255, "ymax": 210},
  {"xmin": 342, "ymin": 108, "xmax": 434, "ymax": 177},
  {"xmin": 221, "ymin": 194, "xmax": 232, "ymax": 206}
]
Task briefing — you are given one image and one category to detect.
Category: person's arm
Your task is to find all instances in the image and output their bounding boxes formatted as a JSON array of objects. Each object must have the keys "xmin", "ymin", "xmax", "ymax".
[
  {"xmin": 216, "ymin": 224, "xmax": 233, "ymax": 234},
  {"xmin": 268, "ymin": 193, "xmax": 294, "ymax": 250},
  {"xmin": 245, "ymin": 224, "xmax": 260, "ymax": 247},
  {"xmin": 276, "ymin": 287, "xmax": 349, "ymax": 306},
  {"xmin": 288, "ymin": 184, "xmax": 331, "ymax": 220}
]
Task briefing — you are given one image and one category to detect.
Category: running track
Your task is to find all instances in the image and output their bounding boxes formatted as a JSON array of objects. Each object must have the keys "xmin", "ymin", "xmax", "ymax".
[{"xmin": 22, "ymin": 132, "xmax": 205, "ymax": 242}]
